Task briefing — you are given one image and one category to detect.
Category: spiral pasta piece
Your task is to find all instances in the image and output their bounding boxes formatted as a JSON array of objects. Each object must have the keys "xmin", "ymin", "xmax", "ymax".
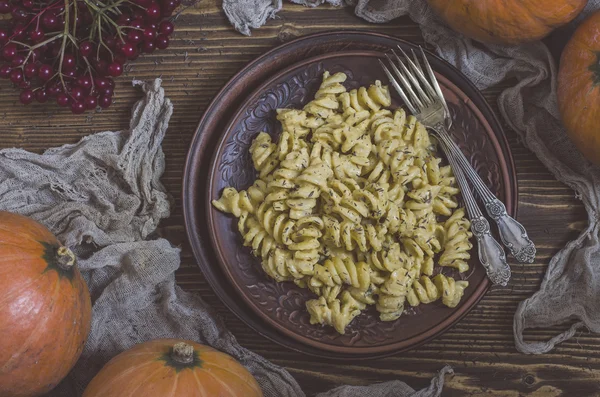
[
  {"xmin": 439, "ymin": 208, "xmax": 473, "ymax": 273},
  {"xmin": 311, "ymin": 256, "xmax": 371, "ymax": 291},
  {"xmin": 406, "ymin": 276, "xmax": 441, "ymax": 306},
  {"xmin": 303, "ymin": 71, "xmax": 347, "ymax": 119},
  {"xmin": 250, "ymin": 132, "xmax": 279, "ymax": 178},
  {"xmin": 433, "ymin": 274, "xmax": 469, "ymax": 308},
  {"xmin": 212, "ymin": 187, "xmax": 252, "ymax": 218},
  {"xmin": 306, "ymin": 291, "xmax": 366, "ymax": 334}
]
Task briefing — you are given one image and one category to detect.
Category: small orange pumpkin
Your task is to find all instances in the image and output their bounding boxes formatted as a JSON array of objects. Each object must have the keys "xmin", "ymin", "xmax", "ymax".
[
  {"xmin": 0, "ymin": 211, "xmax": 91, "ymax": 397},
  {"xmin": 558, "ymin": 11, "xmax": 600, "ymax": 165},
  {"xmin": 427, "ymin": 0, "xmax": 587, "ymax": 45},
  {"xmin": 83, "ymin": 339, "xmax": 263, "ymax": 397}
]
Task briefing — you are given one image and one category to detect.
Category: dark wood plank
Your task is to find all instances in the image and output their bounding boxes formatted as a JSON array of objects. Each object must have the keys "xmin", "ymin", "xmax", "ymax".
[{"xmin": 0, "ymin": 1, "xmax": 594, "ymax": 395}]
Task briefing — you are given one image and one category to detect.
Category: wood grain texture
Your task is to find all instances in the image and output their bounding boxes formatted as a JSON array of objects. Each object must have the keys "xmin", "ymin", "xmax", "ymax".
[{"xmin": 0, "ymin": 1, "xmax": 596, "ymax": 396}]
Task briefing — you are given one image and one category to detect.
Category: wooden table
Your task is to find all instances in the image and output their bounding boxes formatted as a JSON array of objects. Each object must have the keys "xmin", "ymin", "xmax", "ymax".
[{"xmin": 0, "ymin": 2, "xmax": 595, "ymax": 396}]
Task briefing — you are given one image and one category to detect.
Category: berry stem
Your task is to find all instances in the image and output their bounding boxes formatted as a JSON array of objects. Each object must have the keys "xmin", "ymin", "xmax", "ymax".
[{"xmin": 57, "ymin": 0, "xmax": 70, "ymax": 91}]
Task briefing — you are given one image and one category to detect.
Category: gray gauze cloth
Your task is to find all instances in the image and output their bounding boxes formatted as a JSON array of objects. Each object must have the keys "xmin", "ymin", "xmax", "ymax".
[
  {"xmin": 223, "ymin": 0, "xmax": 600, "ymax": 355},
  {"xmin": 0, "ymin": 78, "xmax": 450, "ymax": 397}
]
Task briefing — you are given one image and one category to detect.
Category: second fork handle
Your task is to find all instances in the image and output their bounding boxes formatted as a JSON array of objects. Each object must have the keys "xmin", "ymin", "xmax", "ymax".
[{"xmin": 434, "ymin": 126, "xmax": 536, "ymax": 264}]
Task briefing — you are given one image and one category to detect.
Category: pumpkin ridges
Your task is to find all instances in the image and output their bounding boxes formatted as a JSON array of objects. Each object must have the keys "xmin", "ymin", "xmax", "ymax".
[
  {"xmin": 427, "ymin": 0, "xmax": 587, "ymax": 45},
  {"xmin": 126, "ymin": 367, "xmax": 171, "ymax": 397},
  {"xmin": 0, "ymin": 270, "xmax": 47, "ymax": 307},
  {"xmin": 1, "ymin": 271, "xmax": 61, "ymax": 372},
  {"xmin": 169, "ymin": 370, "xmax": 180, "ymax": 397},
  {"xmin": 191, "ymin": 369, "xmax": 210, "ymax": 397},
  {"xmin": 83, "ymin": 339, "xmax": 263, "ymax": 397},
  {"xmin": 201, "ymin": 358, "xmax": 260, "ymax": 388},
  {"xmin": 89, "ymin": 359, "xmax": 160, "ymax": 393},
  {"xmin": 0, "ymin": 212, "xmax": 91, "ymax": 397},
  {"xmin": 0, "ymin": 215, "xmax": 56, "ymax": 245},
  {"xmin": 198, "ymin": 366, "xmax": 239, "ymax": 396},
  {"xmin": 557, "ymin": 10, "xmax": 600, "ymax": 165}
]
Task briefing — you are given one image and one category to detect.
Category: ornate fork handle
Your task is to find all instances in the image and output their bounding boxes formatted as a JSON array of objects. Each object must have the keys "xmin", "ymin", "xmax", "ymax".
[
  {"xmin": 434, "ymin": 125, "xmax": 536, "ymax": 264},
  {"xmin": 470, "ymin": 216, "xmax": 511, "ymax": 286},
  {"xmin": 439, "ymin": 140, "xmax": 512, "ymax": 286}
]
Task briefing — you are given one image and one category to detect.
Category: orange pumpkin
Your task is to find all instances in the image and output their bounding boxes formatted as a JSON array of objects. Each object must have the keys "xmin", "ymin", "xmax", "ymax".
[
  {"xmin": 83, "ymin": 339, "xmax": 263, "ymax": 397},
  {"xmin": 427, "ymin": 0, "xmax": 587, "ymax": 45},
  {"xmin": 558, "ymin": 11, "xmax": 600, "ymax": 165},
  {"xmin": 0, "ymin": 211, "xmax": 91, "ymax": 397}
]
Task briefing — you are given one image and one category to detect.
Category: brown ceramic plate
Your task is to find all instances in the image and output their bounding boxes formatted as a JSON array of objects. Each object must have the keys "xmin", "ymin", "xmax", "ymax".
[
  {"xmin": 183, "ymin": 31, "xmax": 517, "ymax": 359},
  {"xmin": 205, "ymin": 50, "xmax": 512, "ymax": 355}
]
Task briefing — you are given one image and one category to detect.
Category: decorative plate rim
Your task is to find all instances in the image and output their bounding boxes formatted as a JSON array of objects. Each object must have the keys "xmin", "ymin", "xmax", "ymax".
[{"xmin": 182, "ymin": 30, "xmax": 518, "ymax": 359}]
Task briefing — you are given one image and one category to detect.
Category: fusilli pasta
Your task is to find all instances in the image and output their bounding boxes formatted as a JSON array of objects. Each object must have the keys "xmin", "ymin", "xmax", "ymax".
[{"xmin": 213, "ymin": 71, "xmax": 474, "ymax": 334}]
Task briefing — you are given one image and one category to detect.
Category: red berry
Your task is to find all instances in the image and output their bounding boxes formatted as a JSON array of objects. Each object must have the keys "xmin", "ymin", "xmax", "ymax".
[
  {"xmin": 79, "ymin": 41, "xmax": 93, "ymax": 57},
  {"xmin": 155, "ymin": 34, "xmax": 169, "ymax": 50},
  {"xmin": 114, "ymin": 54, "xmax": 126, "ymax": 65},
  {"xmin": 35, "ymin": 89, "xmax": 48, "ymax": 103},
  {"xmin": 160, "ymin": 0, "xmax": 178, "ymax": 15},
  {"xmin": 22, "ymin": 0, "xmax": 34, "ymax": 9},
  {"xmin": 142, "ymin": 40, "xmax": 155, "ymax": 53},
  {"xmin": 76, "ymin": 75, "xmax": 92, "ymax": 90},
  {"xmin": 42, "ymin": 12, "xmax": 58, "ymax": 29},
  {"xmin": 48, "ymin": 42, "xmax": 61, "ymax": 57},
  {"xmin": 12, "ymin": 22, "xmax": 26, "ymax": 38},
  {"xmin": 9, "ymin": 68, "xmax": 23, "ymax": 83},
  {"xmin": 103, "ymin": 35, "xmax": 117, "ymax": 49},
  {"xmin": 11, "ymin": 55, "xmax": 25, "ymax": 67},
  {"xmin": 24, "ymin": 63, "xmax": 37, "ymax": 78},
  {"xmin": 127, "ymin": 30, "xmax": 143, "ymax": 43},
  {"xmin": 84, "ymin": 95, "xmax": 97, "ymax": 109},
  {"xmin": 0, "ymin": 29, "xmax": 8, "ymax": 45},
  {"xmin": 100, "ymin": 85, "xmax": 114, "ymax": 97},
  {"xmin": 71, "ymin": 101, "xmax": 85, "ymax": 114},
  {"xmin": 98, "ymin": 95, "xmax": 112, "ymax": 108},
  {"xmin": 143, "ymin": 26, "xmax": 156, "ymax": 41},
  {"xmin": 145, "ymin": 2, "xmax": 161, "ymax": 20},
  {"xmin": 107, "ymin": 62, "xmax": 123, "ymax": 77},
  {"xmin": 62, "ymin": 53, "xmax": 76, "ymax": 71},
  {"xmin": 64, "ymin": 69, "xmax": 76, "ymax": 78},
  {"xmin": 95, "ymin": 77, "xmax": 109, "ymax": 89},
  {"xmin": 0, "ymin": 64, "xmax": 10, "ymax": 78},
  {"xmin": 29, "ymin": 29, "xmax": 44, "ymax": 42},
  {"xmin": 70, "ymin": 86, "xmax": 84, "ymax": 101},
  {"xmin": 131, "ymin": 9, "xmax": 145, "ymax": 20},
  {"xmin": 47, "ymin": 84, "xmax": 62, "ymax": 97},
  {"xmin": 159, "ymin": 21, "xmax": 174, "ymax": 35},
  {"xmin": 38, "ymin": 64, "xmax": 53, "ymax": 80},
  {"xmin": 2, "ymin": 43, "xmax": 17, "ymax": 60},
  {"xmin": 11, "ymin": 7, "xmax": 28, "ymax": 21},
  {"xmin": 130, "ymin": 19, "xmax": 144, "ymax": 30},
  {"xmin": 92, "ymin": 58, "xmax": 108, "ymax": 75},
  {"xmin": 120, "ymin": 42, "xmax": 137, "ymax": 59},
  {"xmin": 57, "ymin": 93, "xmax": 70, "ymax": 106},
  {"xmin": 117, "ymin": 13, "xmax": 131, "ymax": 25},
  {"xmin": 0, "ymin": 0, "xmax": 10, "ymax": 13},
  {"xmin": 18, "ymin": 79, "xmax": 31, "ymax": 89},
  {"xmin": 19, "ymin": 89, "xmax": 33, "ymax": 104}
]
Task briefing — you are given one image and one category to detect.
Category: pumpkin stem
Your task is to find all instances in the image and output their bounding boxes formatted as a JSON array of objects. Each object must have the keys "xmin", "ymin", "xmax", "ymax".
[
  {"xmin": 56, "ymin": 246, "xmax": 76, "ymax": 270},
  {"xmin": 171, "ymin": 342, "xmax": 194, "ymax": 364}
]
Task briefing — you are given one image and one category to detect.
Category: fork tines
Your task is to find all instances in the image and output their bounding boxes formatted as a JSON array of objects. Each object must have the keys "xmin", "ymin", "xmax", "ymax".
[{"xmin": 379, "ymin": 45, "xmax": 449, "ymax": 117}]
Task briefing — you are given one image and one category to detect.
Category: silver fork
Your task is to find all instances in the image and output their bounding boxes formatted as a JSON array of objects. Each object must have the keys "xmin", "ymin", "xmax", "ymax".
[
  {"xmin": 378, "ymin": 47, "xmax": 531, "ymax": 285},
  {"xmin": 380, "ymin": 46, "xmax": 535, "ymax": 264},
  {"xmin": 381, "ymin": 47, "xmax": 535, "ymax": 265}
]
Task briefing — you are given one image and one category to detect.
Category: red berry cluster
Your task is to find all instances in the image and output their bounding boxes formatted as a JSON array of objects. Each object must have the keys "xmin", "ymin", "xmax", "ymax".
[{"xmin": 0, "ymin": 0, "xmax": 177, "ymax": 113}]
